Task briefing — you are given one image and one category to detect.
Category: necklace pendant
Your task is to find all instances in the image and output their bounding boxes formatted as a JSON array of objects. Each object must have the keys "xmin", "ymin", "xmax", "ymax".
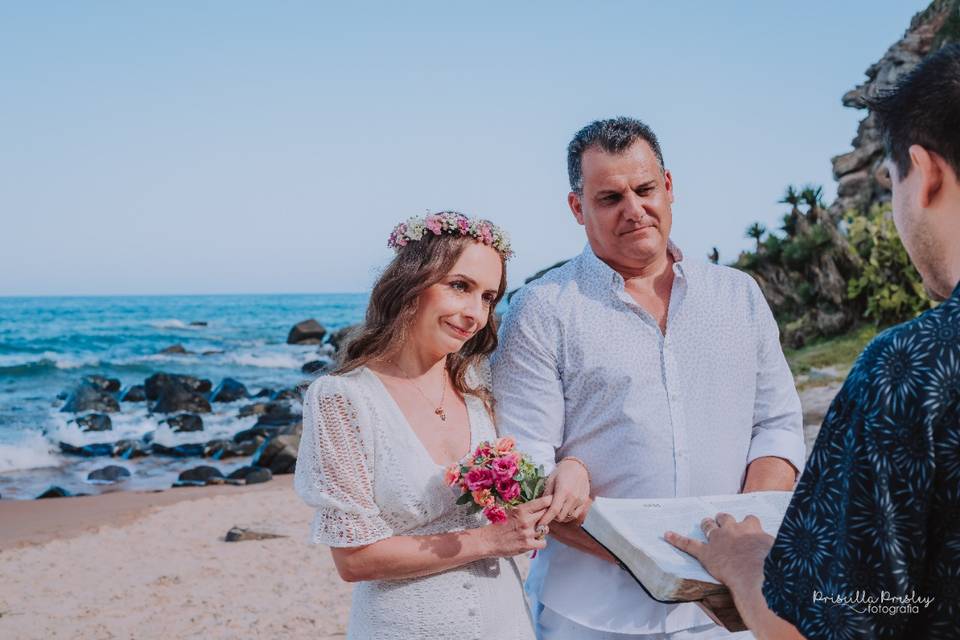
[{"xmin": 435, "ymin": 407, "xmax": 447, "ymax": 422}]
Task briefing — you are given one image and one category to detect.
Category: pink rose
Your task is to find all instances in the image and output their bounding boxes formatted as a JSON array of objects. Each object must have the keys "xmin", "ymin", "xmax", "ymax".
[
  {"xmin": 494, "ymin": 436, "xmax": 515, "ymax": 454},
  {"xmin": 464, "ymin": 467, "xmax": 494, "ymax": 491},
  {"xmin": 444, "ymin": 464, "xmax": 461, "ymax": 487},
  {"xmin": 480, "ymin": 224, "xmax": 494, "ymax": 244},
  {"xmin": 471, "ymin": 488, "xmax": 495, "ymax": 507},
  {"xmin": 425, "ymin": 215, "xmax": 443, "ymax": 235},
  {"xmin": 496, "ymin": 478, "xmax": 521, "ymax": 502},
  {"xmin": 484, "ymin": 504, "xmax": 507, "ymax": 524},
  {"xmin": 458, "ymin": 217, "xmax": 470, "ymax": 233},
  {"xmin": 491, "ymin": 456, "xmax": 518, "ymax": 482}
]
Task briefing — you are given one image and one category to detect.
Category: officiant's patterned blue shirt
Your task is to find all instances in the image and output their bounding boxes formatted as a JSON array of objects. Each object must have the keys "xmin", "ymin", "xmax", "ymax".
[{"xmin": 763, "ymin": 283, "xmax": 960, "ymax": 639}]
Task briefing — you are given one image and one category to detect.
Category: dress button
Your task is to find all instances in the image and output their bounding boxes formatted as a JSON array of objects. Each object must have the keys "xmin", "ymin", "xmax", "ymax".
[
  {"xmin": 468, "ymin": 607, "xmax": 478, "ymax": 617},
  {"xmin": 463, "ymin": 582, "xmax": 473, "ymax": 590}
]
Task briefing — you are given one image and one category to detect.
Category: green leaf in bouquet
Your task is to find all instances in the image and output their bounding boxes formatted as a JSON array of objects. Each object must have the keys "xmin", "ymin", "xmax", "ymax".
[
  {"xmin": 467, "ymin": 502, "xmax": 484, "ymax": 515},
  {"xmin": 533, "ymin": 477, "xmax": 545, "ymax": 498},
  {"xmin": 455, "ymin": 492, "xmax": 474, "ymax": 506}
]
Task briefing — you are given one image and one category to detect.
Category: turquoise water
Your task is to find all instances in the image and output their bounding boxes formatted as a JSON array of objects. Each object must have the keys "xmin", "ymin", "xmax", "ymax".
[{"xmin": 0, "ymin": 294, "xmax": 367, "ymax": 499}]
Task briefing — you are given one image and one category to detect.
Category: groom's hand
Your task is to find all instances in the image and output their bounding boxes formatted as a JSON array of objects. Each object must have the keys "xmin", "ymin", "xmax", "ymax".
[{"xmin": 537, "ymin": 458, "xmax": 590, "ymax": 528}]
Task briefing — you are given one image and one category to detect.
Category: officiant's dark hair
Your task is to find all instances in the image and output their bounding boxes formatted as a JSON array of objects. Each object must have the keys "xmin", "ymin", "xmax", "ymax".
[
  {"xmin": 567, "ymin": 116, "xmax": 665, "ymax": 195},
  {"xmin": 333, "ymin": 221, "xmax": 506, "ymax": 416},
  {"xmin": 865, "ymin": 43, "xmax": 960, "ymax": 181}
]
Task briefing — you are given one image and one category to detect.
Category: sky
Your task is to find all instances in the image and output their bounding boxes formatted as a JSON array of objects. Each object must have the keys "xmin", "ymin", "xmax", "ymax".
[{"xmin": 0, "ymin": 1, "xmax": 932, "ymax": 296}]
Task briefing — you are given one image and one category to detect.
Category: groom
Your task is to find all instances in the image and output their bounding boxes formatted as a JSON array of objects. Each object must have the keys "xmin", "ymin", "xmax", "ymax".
[{"xmin": 492, "ymin": 117, "xmax": 805, "ymax": 638}]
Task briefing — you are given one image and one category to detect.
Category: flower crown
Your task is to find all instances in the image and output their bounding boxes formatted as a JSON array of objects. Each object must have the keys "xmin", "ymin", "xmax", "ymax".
[{"xmin": 387, "ymin": 211, "xmax": 513, "ymax": 259}]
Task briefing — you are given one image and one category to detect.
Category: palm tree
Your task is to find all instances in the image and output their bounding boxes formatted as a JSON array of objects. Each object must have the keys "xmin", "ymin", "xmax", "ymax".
[
  {"xmin": 779, "ymin": 185, "xmax": 808, "ymax": 237},
  {"xmin": 779, "ymin": 185, "xmax": 801, "ymax": 210},
  {"xmin": 745, "ymin": 222, "xmax": 766, "ymax": 252},
  {"xmin": 800, "ymin": 185, "xmax": 825, "ymax": 223}
]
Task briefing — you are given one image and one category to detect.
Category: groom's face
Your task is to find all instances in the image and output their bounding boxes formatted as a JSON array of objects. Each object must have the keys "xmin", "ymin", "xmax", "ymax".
[{"xmin": 568, "ymin": 140, "xmax": 674, "ymax": 269}]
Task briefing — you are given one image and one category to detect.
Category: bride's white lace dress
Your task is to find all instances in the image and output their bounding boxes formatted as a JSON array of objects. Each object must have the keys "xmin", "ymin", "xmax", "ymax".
[{"xmin": 294, "ymin": 365, "xmax": 535, "ymax": 640}]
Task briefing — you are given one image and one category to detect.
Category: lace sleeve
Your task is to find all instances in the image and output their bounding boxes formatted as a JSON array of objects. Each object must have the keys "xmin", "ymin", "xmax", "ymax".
[{"xmin": 294, "ymin": 376, "xmax": 393, "ymax": 547}]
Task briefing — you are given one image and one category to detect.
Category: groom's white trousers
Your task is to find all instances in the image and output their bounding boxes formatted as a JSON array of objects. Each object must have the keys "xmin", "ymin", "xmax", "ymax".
[{"xmin": 537, "ymin": 606, "xmax": 755, "ymax": 640}]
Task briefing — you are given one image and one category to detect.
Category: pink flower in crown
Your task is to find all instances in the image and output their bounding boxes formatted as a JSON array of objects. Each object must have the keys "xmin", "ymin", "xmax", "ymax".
[
  {"xmin": 496, "ymin": 478, "xmax": 521, "ymax": 502},
  {"xmin": 491, "ymin": 456, "xmax": 518, "ymax": 482},
  {"xmin": 464, "ymin": 467, "xmax": 494, "ymax": 491},
  {"xmin": 425, "ymin": 215, "xmax": 443, "ymax": 235},
  {"xmin": 480, "ymin": 224, "xmax": 494, "ymax": 245},
  {"xmin": 494, "ymin": 436, "xmax": 515, "ymax": 454},
  {"xmin": 484, "ymin": 504, "xmax": 507, "ymax": 524},
  {"xmin": 457, "ymin": 217, "xmax": 470, "ymax": 233},
  {"xmin": 444, "ymin": 463, "xmax": 461, "ymax": 487},
  {"xmin": 471, "ymin": 488, "xmax": 495, "ymax": 507}
]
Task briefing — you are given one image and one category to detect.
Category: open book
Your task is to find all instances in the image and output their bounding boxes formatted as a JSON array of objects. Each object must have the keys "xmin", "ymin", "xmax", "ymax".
[{"xmin": 582, "ymin": 491, "xmax": 793, "ymax": 631}]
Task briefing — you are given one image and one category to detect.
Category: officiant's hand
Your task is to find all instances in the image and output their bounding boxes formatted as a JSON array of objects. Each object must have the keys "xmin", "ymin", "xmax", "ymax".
[
  {"xmin": 537, "ymin": 457, "xmax": 591, "ymax": 528},
  {"xmin": 664, "ymin": 513, "xmax": 774, "ymax": 593}
]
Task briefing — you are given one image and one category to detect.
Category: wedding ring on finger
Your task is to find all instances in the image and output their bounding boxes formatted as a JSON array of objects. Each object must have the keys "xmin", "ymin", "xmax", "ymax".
[
  {"xmin": 701, "ymin": 518, "xmax": 718, "ymax": 541},
  {"xmin": 535, "ymin": 525, "xmax": 549, "ymax": 539}
]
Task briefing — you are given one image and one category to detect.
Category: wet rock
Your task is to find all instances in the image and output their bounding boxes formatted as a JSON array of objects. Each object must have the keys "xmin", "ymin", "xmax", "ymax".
[
  {"xmin": 120, "ymin": 385, "xmax": 146, "ymax": 402},
  {"xmin": 189, "ymin": 321, "xmax": 207, "ymax": 327},
  {"xmin": 287, "ymin": 318, "xmax": 327, "ymax": 345},
  {"xmin": 327, "ymin": 323, "xmax": 361, "ymax": 351},
  {"xmin": 59, "ymin": 441, "xmax": 114, "ymax": 457},
  {"xmin": 233, "ymin": 427, "xmax": 273, "ymax": 445},
  {"xmin": 203, "ymin": 438, "xmax": 260, "ymax": 459},
  {"xmin": 144, "ymin": 373, "xmax": 213, "ymax": 400},
  {"xmin": 301, "ymin": 360, "xmax": 328, "ymax": 375},
  {"xmin": 83, "ymin": 375, "xmax": 121, "ymax": 392},
  {"xmin": 253, "ymin": 434, "xmax": 300, "ymax": 475},
  {"xmin": 271, "ymin": 388, "xmax": 301, "ymax": 403},
  {"xmin": 112, "ymin": 439, "xmax": 149, "ymax": 459},
  {"xmin": 211, "ymin": 378, "xmax": 248, "ymax": 403},
  {"xmin": 151, "ymin": 443, "xmax": 206, "ymax": 457},
  {"xmin": 151, "ymin": 387, "xmax": 211, "ymax": 415},
  {"xmin": 238, "ymin": 402, "xmax": 270, "ymax": 418},
  {"xmin": 160, "ymin": 344, "xmax": 192, "ymax": 355},
  {"xmin": 254, "ymin": 402, "xmax": 300, "ymax": 427},
  {"xmin": 253, "ymin": 388, "xmax": 274, "ymax": 399},
  {"xmin": 176, "ymin": 465, "xmax": 224, "ymax": 486},
  {"xmin": 88, "ymin": 465, "xmax": 131, "ymax": 482},
  {"xmin": 224, "ymin": 526, "xmax": 286, "ymax": 542},
  {"xmin": 37, "ymin": 486, "xmax": 72, "ymax": 499},
  {"xmin": 164, "ymin": 413, "xmax": 204, "ymax": 432},
  {"xmin": 226, "ymin": 465, "xmax": 273, "ymax": 485},
  {"xmin": 61, "ymin": 383, "xmax": 120, "ymax": 414},
  {"xmin": 75, "ymin": 413, "xmax": 112, "ymax": 432}
]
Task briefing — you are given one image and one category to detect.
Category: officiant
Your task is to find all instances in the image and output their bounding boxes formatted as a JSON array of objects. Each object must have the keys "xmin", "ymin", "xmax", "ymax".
[{"xmin": 491, "ymin": 116, "xmax": 806, "ymax": 639}]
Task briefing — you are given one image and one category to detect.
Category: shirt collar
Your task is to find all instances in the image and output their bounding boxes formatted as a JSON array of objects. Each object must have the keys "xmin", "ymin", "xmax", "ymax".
[{"xmin": 580, "ymin": 240, "xmax": 686, "ymax": 288}]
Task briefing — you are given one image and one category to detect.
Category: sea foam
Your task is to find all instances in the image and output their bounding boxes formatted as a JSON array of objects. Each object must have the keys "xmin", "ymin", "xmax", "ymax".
[{"xmin": 0, "ymin": 432, "xmax": 61, "ymax": 473}]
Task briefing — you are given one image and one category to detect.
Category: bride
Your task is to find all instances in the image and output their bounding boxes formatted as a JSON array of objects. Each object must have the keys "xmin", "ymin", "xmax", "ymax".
[{"xmin": 294, "ymin": 212, "xmax": 590, "ymax": 639}]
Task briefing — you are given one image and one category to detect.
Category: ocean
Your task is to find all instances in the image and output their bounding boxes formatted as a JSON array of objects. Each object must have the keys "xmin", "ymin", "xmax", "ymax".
[{"xmin": 0, "ymin": 294, "xmax": 367, "ymax": 500}]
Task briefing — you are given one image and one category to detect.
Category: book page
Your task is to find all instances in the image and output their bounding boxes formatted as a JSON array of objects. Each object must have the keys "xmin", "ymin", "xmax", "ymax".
[
  {"xmin": 596, "ymin": 497, "xmax": 718, "ymax": 583},
  {"xmin": 700, "ymin": 491, "xmax": 792, "ymax": 535}
]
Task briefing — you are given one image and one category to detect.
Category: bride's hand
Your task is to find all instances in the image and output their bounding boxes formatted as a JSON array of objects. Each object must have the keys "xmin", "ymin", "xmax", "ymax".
[
  {"xmin": 483, "ymin": 495, "xmax": 552, "ymax": 557},
  {"xmin": 537, "ymin": 457, "xmax": 590, "ymax": 528}
]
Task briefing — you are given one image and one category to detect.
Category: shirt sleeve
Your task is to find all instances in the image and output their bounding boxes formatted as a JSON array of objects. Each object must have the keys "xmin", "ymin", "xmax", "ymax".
[
  {"xmin": 491, "ymin": 287, "xmax": 565, "ymax": 475},
  {"xmin": 747, "ymin": 282, "xmax": 806, "ymax": 474},
  {"xmin": 294, "ymin": 376, "xmax": 393, "ymax": 547}
]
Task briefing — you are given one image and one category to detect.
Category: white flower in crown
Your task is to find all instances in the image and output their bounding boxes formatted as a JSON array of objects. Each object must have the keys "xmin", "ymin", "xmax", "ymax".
[{"xmin": 387, "ymin": 211, "xmax": 513, "ymax": 259}]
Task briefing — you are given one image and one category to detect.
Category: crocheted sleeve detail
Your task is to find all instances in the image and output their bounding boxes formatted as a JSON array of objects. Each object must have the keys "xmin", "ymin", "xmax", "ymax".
[{"xmin": 294, "ymin": 376, "xmax": 393, "ymax": 547}]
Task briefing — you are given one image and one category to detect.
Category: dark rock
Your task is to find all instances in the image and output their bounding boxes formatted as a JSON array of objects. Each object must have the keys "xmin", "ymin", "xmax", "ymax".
[
  {"xmin": 301, "ymin": 360, "xmax": 328, "ymax": 375},
  {"xmin": 189, "ymin": 321, "xmax": 207, "ymax": 327},
  {"xmin": 56, "ymin": 390, "xmax": 69, "ymax": 400},
  {"xmin": 151, "ymin": 388, "xmax": 211, "ymax": 415},
  {"xmin": 160, "ymin": 344, "xmax": 192, "ymax": 355},
  {"xmin": 87, "ymin": 465, "xmax": 131, "ymax": 483},
  {"xmin": 287, "ymin": 319, "xmax": 327, "ymax": 345},
  {"xmin": 271, "ymin": 388, "xmax": 301, "ymax": 402},
  {"xmin": 244, "ymin": 467, "xmax": 273, "ymax": 485},
  {"xmin": 227, "ymin": 465, "xmax": 258, "ymax": 480},
  {"xmin": 61, "ymin": 383, "xmax": 120, "ymax": 414},
  {"xmin": 37, "ymin": 486, "xmax": 72, "ymax": 499},
  {"xmin": 83, "ymin": 375, "xmax": 121, "ymax": 392},
  {"xmin": 277, "ymin": 421, "xmax": 303, "ymax": 437},
  {"xmin": 177, "ymin": 465, "xmax": 224, "ymax": 485},
  {"xmin": 59, "ymin": 441, "xmax": 114, "ymax": 457},
  {"xmin": 253, "ymin": 434, "xmax": 300, "ymax": 475},
  {"xmin": 203, "ymin": 438, "xmax": 260, "ymax": 459},
  {"xmin": 224, "ymin": 526, "xmax": 286, "ymax": 542},
  {"xmin": 120, "ymin": 385, "xmax": 146, "ymax": 402},
  {"xmin": 75, "ymin": 413, "xmax": 112, "ymax": 432},
  {"xmin": 211, "ymin": 378, "xmax": 249, "ymax": 403},
  {"xmin": 233, "ymin": 426, "xmax": 276, "ymax": 443},
  {"xmin": 253, "ymin": 388, "xmax": 274, "ymax": 399},
  {"xmin": 164, "ymin": 413, "xmax": 204, "ymax": 432},
  {"xmin": 327, "ymin": 323, "xmax": 361, "ymax": 351},
  {"xmin": 112, "ymin": 439, "xmax": 149, "ymax": 459},
  {"xmin": 254, "ymin": 403, "xmax": 300, "ymax": 427},
  {"xmin": 238, "ymin": 402, "xmax": 270, "ymax": 418},
  {"xmin": 151, "ymin": 443, "xmax": 206, "ymax": 457},
  {"xmin": 144, "ymin": 373, "xmax": 213, "ymax": 400}
]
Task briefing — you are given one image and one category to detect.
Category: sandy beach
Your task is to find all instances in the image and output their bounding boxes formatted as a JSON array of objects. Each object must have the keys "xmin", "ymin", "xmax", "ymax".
[{"xmin": 0, "ymin": 476, "xmax": 354, "ymax": 639}]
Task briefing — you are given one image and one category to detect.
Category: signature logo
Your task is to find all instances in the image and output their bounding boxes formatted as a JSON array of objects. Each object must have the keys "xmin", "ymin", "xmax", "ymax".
[{"xmin": 813, "ymin": 590, "xmax": 935, "ymax": 615}]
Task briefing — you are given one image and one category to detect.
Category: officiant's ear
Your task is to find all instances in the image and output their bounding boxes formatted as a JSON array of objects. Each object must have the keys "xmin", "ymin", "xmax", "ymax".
[{"xmin": 568, "ymin": 191, "xmax": 586, "ymax": 226}]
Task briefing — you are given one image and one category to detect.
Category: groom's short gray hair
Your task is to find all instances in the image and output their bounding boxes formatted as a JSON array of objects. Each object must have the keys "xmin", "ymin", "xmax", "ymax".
[{"xmin": 567, "ymin": 117, "xmax": 665, "ymax": 195}]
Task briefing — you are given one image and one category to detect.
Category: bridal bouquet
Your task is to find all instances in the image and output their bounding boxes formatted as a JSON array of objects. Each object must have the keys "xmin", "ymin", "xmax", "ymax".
[{"xmin": 444, "ymin": 436, "xmax": 546, "ymax": 523}]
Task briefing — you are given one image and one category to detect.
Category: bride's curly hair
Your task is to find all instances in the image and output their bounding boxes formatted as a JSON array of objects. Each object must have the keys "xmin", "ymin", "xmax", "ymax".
[{"xmin": 333, "ymin": 228, "xmax": 507, "ymax": 416}]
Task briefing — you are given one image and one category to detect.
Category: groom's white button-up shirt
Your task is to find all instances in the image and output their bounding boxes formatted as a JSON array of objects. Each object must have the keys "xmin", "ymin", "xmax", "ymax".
[{"xmin": 491, "ymin": 244, "xmax": 805, "ymax": 635}]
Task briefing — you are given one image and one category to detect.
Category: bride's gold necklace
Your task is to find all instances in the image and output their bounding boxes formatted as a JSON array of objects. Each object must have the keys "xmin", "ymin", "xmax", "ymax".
[{"xmin": 388, "ymin": 359, "xmax": 448, "ymax": 422}]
